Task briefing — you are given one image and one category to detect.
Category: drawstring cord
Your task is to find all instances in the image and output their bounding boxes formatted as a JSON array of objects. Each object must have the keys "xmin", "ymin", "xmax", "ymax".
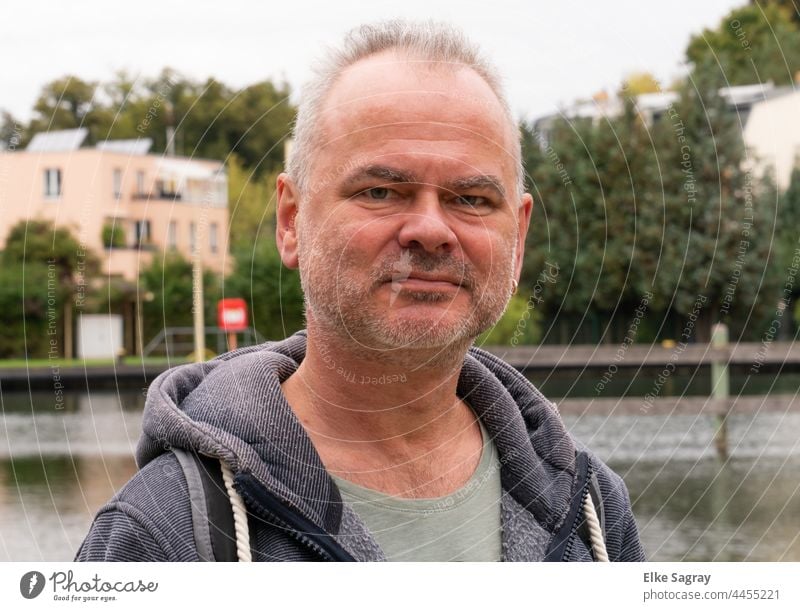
[
  {"xmin": 583, "ymin": 492, "xmax": 609, "ymax": 562},
  {"xmin": 220, "ymin": 461, "xmax": 253, "ymax": 562}
]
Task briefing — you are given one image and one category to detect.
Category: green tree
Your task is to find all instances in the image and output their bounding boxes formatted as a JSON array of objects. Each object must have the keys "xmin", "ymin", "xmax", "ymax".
[
  {"xmin": 227, "ymin": 154, "xmax": 279, "ymax": 252},
  {"xmin": 22, "ymin": 70, "xmax": 295, "ymax": 177},
  {"xmin": 641, "ymin": 69, "xmax": 782, "ymax": 341},
  {"xmin": 521, "ymin": 71, "xmax": 781, "ymax": 343},
  {"xmin": 686, "ymin": 3, "xmax": 800, "ymax": 86},
  {"xmin": 780, "ymin": 166, "xmax": 800, "ymax": 329},
  {"xmin": 0, "ymin": 263, "xmax": 64, "ymax": 358},
  {"xmin": 224, "ymin": 238, "xmax": 304, "ymax": 341},
  {"xmin": 476, "ymin": 294, "xmax": 542, "ymax": 346},
  {"xmin": 0, "ymin": 220, "xmax": 95, "ymax": 358},
  {"xmin": 139, "ymin": 252, "xmax": 221, "ymax": 349},
  {"xmin": 521, "ymin": 101, "xmax": 650, "ymax": 344},
  {"xmin": 2, "ymin": 219, "xmax": 97, "ymax": 283},
  {"xmin": 753, "ymin": 0, "xmax": 800, "ymax": 27},
  {"xmin": 25, "ymin": 76, "xmax": 117, "ymax": 146}
]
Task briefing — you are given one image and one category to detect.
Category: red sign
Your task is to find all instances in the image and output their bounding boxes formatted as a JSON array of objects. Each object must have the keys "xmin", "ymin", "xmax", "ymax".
[{"xmin": 217, "ymin": 298, "xmax": 248, "ymax": 331}]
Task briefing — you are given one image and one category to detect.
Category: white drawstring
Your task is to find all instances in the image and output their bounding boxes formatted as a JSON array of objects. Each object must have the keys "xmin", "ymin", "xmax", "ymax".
[
  {"xmin": 220, "ymin": 461, "xmax": 252, "ymax": 562},
  {"xmin": 582, "ymin": 492, "xmax": 609, "ymax": 562}
]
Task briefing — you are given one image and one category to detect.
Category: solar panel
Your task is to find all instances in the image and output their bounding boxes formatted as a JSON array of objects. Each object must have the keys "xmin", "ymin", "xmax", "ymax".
[
  {"xmin": 26, "ymin": 128, "xmax": 88, "ymax": 152},
  {"xmin": 96, "ymin": 138, "xmax": 153, "ymax": 155}
]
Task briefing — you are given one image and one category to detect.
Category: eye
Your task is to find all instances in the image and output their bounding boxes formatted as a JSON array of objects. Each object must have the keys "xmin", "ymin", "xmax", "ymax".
[
  {"xmin": 363, "ymin": 187, "xmax": 392, "ymax": 200},
  {"xmin": 454, "ymin": 195, "xmax": 488, "ymax": 207}
]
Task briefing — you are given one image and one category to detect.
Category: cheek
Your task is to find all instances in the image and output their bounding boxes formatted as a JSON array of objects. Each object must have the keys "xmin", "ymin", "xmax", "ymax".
[{"xmin": 461, "ymin": 226, "xmax": 515, "ymax": 265}]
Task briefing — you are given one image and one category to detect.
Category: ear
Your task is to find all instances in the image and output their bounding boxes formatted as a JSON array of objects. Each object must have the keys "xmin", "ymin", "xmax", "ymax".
[
  {"xmin": 514, "ymin": 193, "xmax": 533, "ymax": 282},
  {"xmin": 276, "ymin": 173, "xmax": 300, "ymax": 269}
]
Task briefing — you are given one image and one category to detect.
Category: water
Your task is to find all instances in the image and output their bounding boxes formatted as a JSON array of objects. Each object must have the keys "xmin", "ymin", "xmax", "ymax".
[
  {"xmin": 531, "ymin": 365, "xmax": 800, "ymax": 399},
  {"xmin": 1, "ymin": 387, "xmax": 798, "ymax": 561},
  {"xmin": 563, "ymin": 412, "xmax": 800, "ymax": 561}
]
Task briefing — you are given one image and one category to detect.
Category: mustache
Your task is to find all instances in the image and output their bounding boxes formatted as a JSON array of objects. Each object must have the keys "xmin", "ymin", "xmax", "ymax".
[{"xmin": 370, "ymin": 250, "xmax": 474, "ymax": 289}]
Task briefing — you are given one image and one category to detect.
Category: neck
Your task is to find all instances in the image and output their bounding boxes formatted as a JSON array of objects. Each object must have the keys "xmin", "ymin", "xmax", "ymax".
[{"xmin": 280, "ymin": 323, "xmax": 482, "ymax": 496}]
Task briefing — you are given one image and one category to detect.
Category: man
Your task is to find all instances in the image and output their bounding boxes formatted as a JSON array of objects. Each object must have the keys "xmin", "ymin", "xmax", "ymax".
[{"xmin": 76, "ymin": 20, "xmax": 645, "ymax": 562}]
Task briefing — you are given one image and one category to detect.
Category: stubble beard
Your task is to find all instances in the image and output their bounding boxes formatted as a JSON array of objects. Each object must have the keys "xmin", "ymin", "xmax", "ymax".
[{"xmin": 297, "ymin": 225, "xmax": 515, "ymax": 364}]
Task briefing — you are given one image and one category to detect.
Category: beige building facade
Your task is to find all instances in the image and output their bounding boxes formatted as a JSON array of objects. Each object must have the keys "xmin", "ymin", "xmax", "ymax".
[{"xmin": 0, "ymin": 129, "xmax": 230, "ymax": 281}]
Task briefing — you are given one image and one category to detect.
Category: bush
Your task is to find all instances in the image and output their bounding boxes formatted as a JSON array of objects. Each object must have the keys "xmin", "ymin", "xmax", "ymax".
[
  {"xmin": 476, "ymin": 294, "xmax": 542, "ymax": 347},
  {"xmin": 102, "ymin": 223, "xmax": 126, "ymax": 248}
]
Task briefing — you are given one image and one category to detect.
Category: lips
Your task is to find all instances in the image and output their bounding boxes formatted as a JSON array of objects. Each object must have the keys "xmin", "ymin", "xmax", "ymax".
[{"xmin": 403, "ymin": 273, "xmax": 462, "ymax": 286}]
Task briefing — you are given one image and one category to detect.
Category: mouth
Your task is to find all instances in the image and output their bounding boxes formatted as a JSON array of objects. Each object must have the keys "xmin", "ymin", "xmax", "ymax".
[
  {"xmin": 392, "ymin": 277, "xmax": 461, "ymax": 291},
  {"xmin": 387, "ymin": 272, "xmax": 464, "ymax": 289}
]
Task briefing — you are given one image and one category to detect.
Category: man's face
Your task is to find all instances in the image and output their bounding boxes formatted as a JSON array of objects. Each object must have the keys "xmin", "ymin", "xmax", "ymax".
[{"xmin": 277, "ymin": 51, "xmax": 532, "ymax": 355}]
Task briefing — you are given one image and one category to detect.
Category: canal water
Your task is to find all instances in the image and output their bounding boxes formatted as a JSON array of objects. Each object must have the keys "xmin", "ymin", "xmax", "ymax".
[{"xmin": 1, "ymin": 384, "xmax": 798, "ymax": 561}]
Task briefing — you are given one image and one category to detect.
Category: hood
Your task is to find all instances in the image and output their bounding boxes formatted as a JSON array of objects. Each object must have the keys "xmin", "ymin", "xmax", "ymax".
[{"xmin": 136, "ymin": 330, "xmax": 577, "ymax": 538}]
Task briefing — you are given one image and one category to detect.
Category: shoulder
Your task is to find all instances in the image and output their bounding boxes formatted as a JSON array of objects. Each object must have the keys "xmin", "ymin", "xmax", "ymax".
[{"xmin": 75, "ymin": 452, "xmax": 199, "ymax": 562}]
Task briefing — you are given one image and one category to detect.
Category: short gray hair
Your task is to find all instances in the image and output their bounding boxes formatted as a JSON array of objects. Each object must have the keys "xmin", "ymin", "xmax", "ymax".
[{"xmin": 286, "ymin": 19, "xmax": 524, "ymax": 200}]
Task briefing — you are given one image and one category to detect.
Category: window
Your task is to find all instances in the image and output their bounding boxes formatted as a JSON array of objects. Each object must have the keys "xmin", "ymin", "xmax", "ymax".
[
  {"xmin": 209, "ymin": 223, "xmax": 218, "ymax": 253},
  {"xmin": 44, "ymin": 168, "xmax": 61, "ymax": 198},
  {"xmin": 189, "ymin": 222, "xmax": 197, "ymax": 253},
  {"xmin": 136, "ymin": 171, "xmax": 145, "ymax": 196},
  {"xmin": 168, "ymin": 221, "xmax": 177, "ymax": 250},
  {"xmin": 113, "ymin": 168, "xmax": 122, "ymax": 199},
  {"xmin": 134, "ymin": 220, "xmax": 151, "ymax": 247}
]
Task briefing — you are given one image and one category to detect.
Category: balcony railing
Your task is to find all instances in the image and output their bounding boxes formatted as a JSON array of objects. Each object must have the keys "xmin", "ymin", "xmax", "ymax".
[{"xmin": 131, "ymin": 189, "xmax": 182, "ymax": 201}]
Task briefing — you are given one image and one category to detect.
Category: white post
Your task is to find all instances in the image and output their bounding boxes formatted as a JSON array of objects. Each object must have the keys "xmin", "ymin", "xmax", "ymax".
[{"xmin": 192, "ymin": 255, "xmax": 205, "ymax": 363}]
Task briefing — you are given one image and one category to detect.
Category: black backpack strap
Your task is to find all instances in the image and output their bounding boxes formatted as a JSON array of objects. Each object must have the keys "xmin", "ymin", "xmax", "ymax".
[
  {"xmin": 172, "ymin": 448, "xmax": 239, "ymax": 562},
  {"xmin": 544, "ymin": 451, "xmax": 605, "ymax": 561}
]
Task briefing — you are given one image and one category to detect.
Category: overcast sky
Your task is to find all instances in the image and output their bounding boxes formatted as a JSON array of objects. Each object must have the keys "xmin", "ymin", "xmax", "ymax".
[{"xmin": 3, "ymin": 0, "xmax": 744, "ymax": 124}]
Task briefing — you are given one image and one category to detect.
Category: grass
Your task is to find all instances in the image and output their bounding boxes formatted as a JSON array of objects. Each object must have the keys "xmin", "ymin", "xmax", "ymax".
[{"xmin": 0, "ymin": 356, "xmax": 190, "ymax": 369}]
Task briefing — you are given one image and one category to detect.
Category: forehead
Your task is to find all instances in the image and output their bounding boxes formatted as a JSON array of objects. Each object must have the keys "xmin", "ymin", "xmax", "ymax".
[{"xmin": 315, "ymin": 51, "xmax": 515, "ymax": 176}]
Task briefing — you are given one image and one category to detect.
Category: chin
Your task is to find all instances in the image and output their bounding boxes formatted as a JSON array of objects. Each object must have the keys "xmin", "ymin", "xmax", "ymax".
[{"xmin": 366, "ymin": 315, "xmax": 480, "ymax": 351}]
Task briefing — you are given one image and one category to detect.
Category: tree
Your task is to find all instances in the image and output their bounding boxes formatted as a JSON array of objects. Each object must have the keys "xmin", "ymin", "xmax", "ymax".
[
  {"xmin": 476, "ymin": 294, "xmax": 542, "ymax": 346},
  {"xmin": 521, "ymin": 69, "xmax": 781, "ymax": 344},
  {"xmin": 639, "ymin": 70, "xmax": 781, "ymax": 341},
  {"xmin": 0, "ymin": 263, "xmax": 64, "ymax": 358},
  {"xmin": 686, "ymin": 3, "xmax": 800, "ymax": 86},
  {"xmin": 2, "ymin": 219, "xmax": 97, "ymax": 283},
  {"xmin": 780, "ymin": 166, "xmax": 800, "ymax": 329},
  {"xmin": 0, "ymin": 111, "xmax": 24, "ymax": 150},
  {"xmin": 227, "ymin": 154, "xmax": 279, "ymax": 252},
  {"xmin": 139, "ymin": 253, "xmax": 221, "ymax": 349},
  {"xmin": 25, "ymin": 76, "xmax": 117, "ymax": 146},
  {"xmin": 0, "ymin": 220, "xmax": 95, "ymax": 358},
  {"xmin": 224, "ymin": 238, "xmax": 304, "ymax": 341},
  {"xmin": 521, "ymin": 101, "xmax": 650, "ymax": 344},
  {"xmin": 753, "ymin": 1, "xmax": 800, "ymax": 27},
  {"xmin": 21, "ymin": 70, "xmax": 295, "ymax": 178},
  {"xmin": 780, "ymin": 166, "xmax": 800, "ymax": 248},
  {"xmin": 622, "ymin": 72, "xmax": 663, "ymax": 95}
]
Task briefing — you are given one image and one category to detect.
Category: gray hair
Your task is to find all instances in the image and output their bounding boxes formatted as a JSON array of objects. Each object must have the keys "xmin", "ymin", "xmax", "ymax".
[{"xmin": 286, "ymin": 19, "xmax": 524, "ymax": 201}]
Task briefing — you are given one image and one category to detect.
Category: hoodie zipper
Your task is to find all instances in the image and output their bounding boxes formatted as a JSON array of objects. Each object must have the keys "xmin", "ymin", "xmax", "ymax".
[
  {"xmin": 236, "ymin": 473, "xmax": 355, "ymax": 561},
  {"xmin": 543, "ymin": 450, "xmax": 594, "ymax": 561},
  {"xmin": 561, "ymin": 458, "xmax": 594, "ymax": 561}
]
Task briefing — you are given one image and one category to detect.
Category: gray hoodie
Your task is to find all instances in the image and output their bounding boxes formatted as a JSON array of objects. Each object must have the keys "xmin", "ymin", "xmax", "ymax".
[{"xmin": 76, "ymin": 330, "xmax": 645, "ymax": 561}]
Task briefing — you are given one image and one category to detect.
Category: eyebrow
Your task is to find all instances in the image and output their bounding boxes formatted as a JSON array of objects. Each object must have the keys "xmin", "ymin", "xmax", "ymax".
[
  {"xmin": 340, "ymin": 164, "xmax": 507, "ymax": 199},
  {"xmin": 446, "ymin": 175, "xmax": 506, "ymax": 199}
]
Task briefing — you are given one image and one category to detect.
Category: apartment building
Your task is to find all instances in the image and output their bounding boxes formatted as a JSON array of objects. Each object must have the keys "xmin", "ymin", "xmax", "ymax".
[{"xmin": 0, "ymin": 128, "xmax": 230, "ymax": 281}]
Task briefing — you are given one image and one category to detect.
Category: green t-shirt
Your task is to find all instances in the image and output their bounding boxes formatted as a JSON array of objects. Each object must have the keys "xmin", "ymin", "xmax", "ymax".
[{"xmin": 331, "ymin": 420, "xmax": 502, "ymax": 561}]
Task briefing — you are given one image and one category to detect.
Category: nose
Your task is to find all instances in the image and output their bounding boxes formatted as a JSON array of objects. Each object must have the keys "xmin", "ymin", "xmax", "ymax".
[{"xmin": 396, "ymin": 191, "xmax": 458, "ymax": 254}]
